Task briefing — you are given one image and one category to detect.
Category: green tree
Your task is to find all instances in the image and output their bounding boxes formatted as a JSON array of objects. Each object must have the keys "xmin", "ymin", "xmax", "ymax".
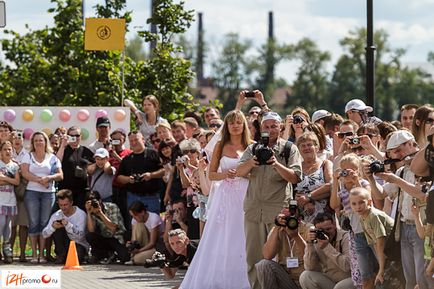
[
  {"xmin": 328, "ymin": 28, "xmax": 433, "ymax": 119},
  {"xmin": 211, "ymin": 33, "xmax": 251, "ymax": 114},
  {"xmin": 137, "ymin": 0, "xmax": 196, "ymax": 120},
  {"xmin": 125, "ymin": 35, "xmax": 147, "ymax": 62},
  {"xmin": 289, "ymin": 38, "xmax": 331, "ymax": 113}
]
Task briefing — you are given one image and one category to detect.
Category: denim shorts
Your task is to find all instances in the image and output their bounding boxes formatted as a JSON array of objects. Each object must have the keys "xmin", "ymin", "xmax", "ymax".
[
  {"xmin": 24, "ymin": 190, "xmax": 55, "ymax": 236},
  {"xmin": 354, "ymin": 232, "xmax": 378, "ymax": 280}
]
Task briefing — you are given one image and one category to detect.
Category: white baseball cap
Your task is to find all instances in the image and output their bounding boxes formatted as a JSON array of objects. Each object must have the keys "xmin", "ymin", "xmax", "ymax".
[
  {"xmin": 345, "ymin": 99, "xmax": 373, "ymax": 113},
  {"xmin": 261, "ymin": 111, "xmax": 282, "ymax": 124},
  {"xmin": 94, "ymin": 148, "xmax": 109, "ymax": 158},
  {"xmin": 311, "ymin": 110, "xmax": 331, "ymax": 123},
  {"xmin": 386, "ymin": 130, "xmax": 415, "ymax": 150}
]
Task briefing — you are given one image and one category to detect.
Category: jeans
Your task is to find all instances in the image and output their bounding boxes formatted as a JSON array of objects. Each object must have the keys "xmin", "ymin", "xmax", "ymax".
[
  {"xmin": 354, "ymin": 232, "xmax": 378, "ymax": 281},
  {"xmin": 400, "ymin": 222, "xmax": 429, "ymax": 289},
  {"xmin": 24, "ymin": 190, "xmax": 55, "ymax": 236},
  {"xmin": 126, "ymin": 192, "xmax": 160, "ymax": 214}
]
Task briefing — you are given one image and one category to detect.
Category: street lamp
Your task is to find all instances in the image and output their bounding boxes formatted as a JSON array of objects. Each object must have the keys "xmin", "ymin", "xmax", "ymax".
[{"xmin": 366, "ymin": 0, "xmax": 375, "ymax": 110}]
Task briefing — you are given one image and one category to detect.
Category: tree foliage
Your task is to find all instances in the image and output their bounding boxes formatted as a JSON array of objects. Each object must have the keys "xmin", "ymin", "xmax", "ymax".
[{"xmin": 0, "ymin": 0, "xmax": 197, "ymax": 121}]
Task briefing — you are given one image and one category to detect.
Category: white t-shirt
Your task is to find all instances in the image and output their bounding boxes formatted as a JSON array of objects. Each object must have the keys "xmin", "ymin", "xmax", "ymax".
[
  {"xmin": 21, "ymin": 152, "xmax": 61, "ymax": 192},
  {"xmin": 131, "ymin": 211, "xmax": 164, "ymax": 234},
  {"xmin": 0, "ymin": 160, "xmax": 19, "ymax": 207}
]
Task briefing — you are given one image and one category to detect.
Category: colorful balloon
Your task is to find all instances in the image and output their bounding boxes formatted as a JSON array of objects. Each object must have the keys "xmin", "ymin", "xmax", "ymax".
[
  {"xmin": 59, "ymin": 109, "xmax": 71, "ymax": 122},
  {"xmin": 96, "ymin": 109, "xmax": 108, "ymax": 119},
  {"xmin": 3, "ymin": 109, "xmax": 16, "ymax": 122},
  {"xmin": 81, "ymin": 128, "xmax": 90, "ymax": 140},
  {"xmin": 42, "ymin": 128, "xmax": 52, "ymax": 136},
  {"xmin": 114, "ymin": 109, "xmax": 126, "ymax": 121},
  {"xmin": 22, "ymin": 109, "xmax": 34, "ymax": 121},
  {"xmin": 23, "ymin": 128, "xmax": 33, "ymax": 140},
  {"xmin": 77, "ymin": 109, "xmax": 90, "ymax": 121},
  {"xmin": 40, "ymin": 109, "xmax": 53, "ymax": 122}
]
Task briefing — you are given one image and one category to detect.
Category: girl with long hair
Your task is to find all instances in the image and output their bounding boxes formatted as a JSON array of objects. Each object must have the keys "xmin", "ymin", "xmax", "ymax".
[{"xmin": 180, "ymin": 110, "xmax": 252, "ymax": 289}]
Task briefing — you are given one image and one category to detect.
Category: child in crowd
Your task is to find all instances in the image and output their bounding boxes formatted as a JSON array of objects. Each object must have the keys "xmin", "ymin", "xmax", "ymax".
[
  {"xmin": 350, "ymin": 187, "xmax": 394, "ymax": 288},
  {"xmin": 0, "ymin": 141, "xmax": 20, "ymax": 264},
  {"xmin": 330, "ymin": 153, "xmax": 372, "ymax": 288}
]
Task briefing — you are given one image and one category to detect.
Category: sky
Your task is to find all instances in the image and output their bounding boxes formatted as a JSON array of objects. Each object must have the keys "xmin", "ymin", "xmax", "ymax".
[{"xmin": 2, "ymin": 0, "xmax": 434, "ymax": 82}]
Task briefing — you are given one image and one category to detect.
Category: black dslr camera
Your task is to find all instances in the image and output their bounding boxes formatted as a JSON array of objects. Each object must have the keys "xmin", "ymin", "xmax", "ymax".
[
  {"xmin": 254, "ymin": 132, "xmax": 274, "ymax": 165},
  {"xmin": 144, "ymin": 252, "xmax": 167, "ymax": 268},
  {"xmin": 126, "ymin": 240, "xmax": 141, "ymax": 253},
  {"xmin": 275, "ymin": 200, "xmax": 299, "ymax": 230},
  {"xmin": 91, "ymin": 199, "xmax": 99, "ymax": 208},
  {"xmin": 293, "ymin": 115, "xmax": 304, "ymax": 124},
  {"xmin": 314, "ymin": 229, "xmax": 328, "ymax": 240},
  {"xmin": 369, "ymin": 160, "xmax": 385, "ymax": 173},
  {"xmin": 132, "ymin": 174, "xmax": 142, "ymax": 183}
]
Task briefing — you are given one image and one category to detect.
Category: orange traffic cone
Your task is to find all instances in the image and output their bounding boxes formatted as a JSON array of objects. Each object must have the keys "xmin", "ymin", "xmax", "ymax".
[{"xmin": 62, "ymin": 241, "xmax": 82, "ymax": 270}]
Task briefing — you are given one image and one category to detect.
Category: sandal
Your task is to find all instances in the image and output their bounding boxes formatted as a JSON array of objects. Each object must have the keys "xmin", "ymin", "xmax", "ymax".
[
  {"xmin": 30, "ymin": 257, "xmax": 39, "ymax": 264},
  {"xmin": 39, "ymin": 257, "xmax": 48, "ymax": 264},
  {"xmin": 19, "ymin": 255, "xmax": 27, "ymax": 263}
]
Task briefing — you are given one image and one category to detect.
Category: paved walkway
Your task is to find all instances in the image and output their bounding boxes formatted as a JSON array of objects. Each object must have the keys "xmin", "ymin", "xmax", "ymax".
[{"xmin": 1, "ymin": 262, "xmax": 185, "ymax": 289}]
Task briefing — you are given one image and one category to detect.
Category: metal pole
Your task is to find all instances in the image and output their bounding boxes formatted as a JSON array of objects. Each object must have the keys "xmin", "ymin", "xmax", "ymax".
[
  {"xmin": 366, "ymin": 0, "xmax": 375, "ymax": 110},
  {"xmin": 121, "ymin": 51, "xmax": 125, "ymax": 106}
]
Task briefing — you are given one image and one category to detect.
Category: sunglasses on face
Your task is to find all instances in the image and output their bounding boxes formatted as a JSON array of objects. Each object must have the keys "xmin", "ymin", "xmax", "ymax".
[
  {"xmin": 183, "ymin": 149, "xmax": 198, "ymax": 154},
  {"xmin": 337, "ymin": 132, "xmax": 354, "ymax": 139},
  {"xmin": 152, "ymin": 138, "xmax": 161, "ymax": 144},
  {"xmin": 249, "ymin": 111, "xmax": 259, "ymax": 115},
  {"xmin": 425, "ymin": 118, "xmax": 434, "ymax": 124},
  {"xmin": 68, "ymin": 134, "xmax": 81, "ymax": 138},
  {"xmin": 209, "ymin": 123, "xmax": 222, "ymax": 128}
]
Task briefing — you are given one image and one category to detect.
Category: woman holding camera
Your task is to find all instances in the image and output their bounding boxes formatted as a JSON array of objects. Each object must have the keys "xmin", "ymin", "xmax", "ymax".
[
  {"xmin": 282, "ymin": 107, "xmax": 310, "ymax": 143},
  {"xmin": 21, "ymin": 132, "xmax": 63, "ymax": 264},
  {"xmin": 180, "ymin": 110, "xmax": 252, "ymax": 289}
]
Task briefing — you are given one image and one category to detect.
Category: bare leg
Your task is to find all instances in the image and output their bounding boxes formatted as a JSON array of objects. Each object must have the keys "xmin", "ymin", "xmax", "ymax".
[
  {"xmin": 19, "ymin": 226, "xmax": 28, "ymax": 261},
  {"xmin": 30, "ymin": 236, "xmax": 38, "ymax": 260}
]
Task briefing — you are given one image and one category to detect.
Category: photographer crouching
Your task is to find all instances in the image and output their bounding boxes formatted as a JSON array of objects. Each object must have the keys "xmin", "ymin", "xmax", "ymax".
[
  {"xmin": 145, "ymin": 229, "xmax": 197, "ymax": 289},
  {"xmin": 255, "ymin": 202, "xmax": 307, "ymax": 289},
  {"xmin": 300, "ymin": 212, "xmax": 354, "ymax": 289},
  {"xmin": 85, "ymin": 191, "xmax": 130, "ymax": 264}
]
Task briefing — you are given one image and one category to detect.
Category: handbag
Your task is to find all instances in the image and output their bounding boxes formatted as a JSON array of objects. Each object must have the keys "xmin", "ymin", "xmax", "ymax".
[
  {"xmin": 384, "ymin": 169, "xmax": 405, "ymax": 262},
  {"xmin": 14, "ymin": 175, "xmax": 28, "ymax": 202}
]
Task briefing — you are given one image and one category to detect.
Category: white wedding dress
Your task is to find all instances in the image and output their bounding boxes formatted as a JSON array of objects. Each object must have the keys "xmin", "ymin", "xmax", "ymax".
[{"xmin": 180, "ymin": 156, "xmax": 250, "ymax": 289}]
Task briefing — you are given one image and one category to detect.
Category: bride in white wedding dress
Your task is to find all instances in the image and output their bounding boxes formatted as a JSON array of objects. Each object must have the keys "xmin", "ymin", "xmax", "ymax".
[{"xmin": 180, "ymin": 110, "xmax": 252, "ymax": 289}]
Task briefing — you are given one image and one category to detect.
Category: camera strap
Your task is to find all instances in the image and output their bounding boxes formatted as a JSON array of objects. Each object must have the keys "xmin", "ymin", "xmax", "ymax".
[
  {"xmin": 280, "ymin": 141, "xmax": 293, "ymax": 166},
  {"xmin": 90, "ymin": 170, "xmax": 105, "ymax": 191}
]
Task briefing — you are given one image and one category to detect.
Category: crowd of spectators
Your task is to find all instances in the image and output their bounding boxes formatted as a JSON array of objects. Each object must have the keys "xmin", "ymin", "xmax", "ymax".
[{"xmin": 0, "ymin": 92, "xmax": 433, "ymax": 289}]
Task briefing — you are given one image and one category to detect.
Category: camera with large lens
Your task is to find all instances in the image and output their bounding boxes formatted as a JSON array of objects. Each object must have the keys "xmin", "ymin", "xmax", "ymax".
[
  {"xmin": 293, "ymin": 115, "xmax": 304, "ymax": 124},
  {"xmin": 369, "ymin": 160, "xmax": 385, "ymax": 173},
  {"xmin": 254, "ymin": 132, "xmax": 274, "ymax": 165},
  {"xmin": 91, "ymin": 199, "xmax": 99, "ymax": 208},
  {"xmin": 144, "ymin": 252, "xmax": 167, "ymax": 268},
  {"xmin": 314, "ymin": 229, "xmax": 328, "ymax": 240},
  {"xmin": 274, "ymin": 200, "xmax": 299, "ymax": 230},
  {"xmin": 126, "ymin": 240, "xmax": 141, "ymax": 252}
]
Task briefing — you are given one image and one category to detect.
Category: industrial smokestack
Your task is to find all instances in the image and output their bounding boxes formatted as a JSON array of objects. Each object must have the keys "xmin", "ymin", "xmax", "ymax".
[
  {"xmin": 196, "ymin": 12, "xmax": 204, "ymax": 86},
  {"xmin": 268, "ymin": 11, "xmax": 274, "ymax": 39}
]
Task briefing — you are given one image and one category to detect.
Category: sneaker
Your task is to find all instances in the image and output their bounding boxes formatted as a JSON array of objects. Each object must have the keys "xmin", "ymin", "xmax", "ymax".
[
  {"xmin": 39, "ymin": 257, "xmax": 48, "ymax": 264},
  {"xmin": 124, "ymin": 260, "xmax": 134, "ymax": 265},
  {"xmin": 3, "ymin": 245, "xmax": 13, "ymax": 264},
  {"xmin": 30, "ymin": 257, "xmax": 39, "ymax": 264},
  {"xmin": 100, "ymin": 252, "xmax": 117, "ymax": 265}
]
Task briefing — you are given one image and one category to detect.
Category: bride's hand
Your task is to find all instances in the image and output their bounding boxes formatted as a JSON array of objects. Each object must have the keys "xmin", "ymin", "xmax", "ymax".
[{"xmin": 225, "ymin": 169, "xmax": 237, "ymax": 179}]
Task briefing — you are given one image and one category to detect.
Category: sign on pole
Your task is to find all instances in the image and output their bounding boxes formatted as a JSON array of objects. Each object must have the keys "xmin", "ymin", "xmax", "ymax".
[
  {"xmin": 0, "ymin": 1, "xmax": 5, "ymax": 28},
  {"xmin": 84, "ymin": 18, "xmax": 125, "ymax": 51}
]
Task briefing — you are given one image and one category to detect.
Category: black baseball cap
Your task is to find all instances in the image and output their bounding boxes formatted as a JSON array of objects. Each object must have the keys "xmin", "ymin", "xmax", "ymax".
[{"xmin": 96, "ymin": 116, "xmax": 111, "ymax": 127}]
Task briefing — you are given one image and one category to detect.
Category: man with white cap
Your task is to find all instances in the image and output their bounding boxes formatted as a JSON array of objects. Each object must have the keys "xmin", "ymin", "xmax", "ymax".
[
  {"xmin": 237, "ymin": 110, "xmax": 302, "ymax": 289},
  {"xmin": 87, "ymin": 148, "xmax": 116, "ymax": 202},
  {"xmin": 366, "ymin": 130, "xmax": 429, "ymax": 289},
  {"xmin": 345, "ymin": 99, "xmax": 381, "ymax": 126}
]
